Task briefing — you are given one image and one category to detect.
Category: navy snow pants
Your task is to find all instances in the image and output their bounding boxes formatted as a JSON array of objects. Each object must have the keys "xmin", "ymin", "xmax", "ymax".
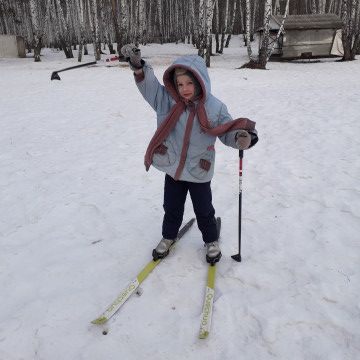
[{"xmin": 162, "ymin": 174, "xmax": 218, "ymax": 243}]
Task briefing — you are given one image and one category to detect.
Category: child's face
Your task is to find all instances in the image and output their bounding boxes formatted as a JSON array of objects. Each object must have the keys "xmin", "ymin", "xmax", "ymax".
[{"xmin": 176, "ymin": 74, "xmax": 196, "ymax": 101}]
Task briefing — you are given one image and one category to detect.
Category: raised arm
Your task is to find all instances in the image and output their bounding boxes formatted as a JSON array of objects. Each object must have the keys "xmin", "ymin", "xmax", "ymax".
[{"xmin": 121, "ymin": 44, "xmax": 172, "ymax": 114}]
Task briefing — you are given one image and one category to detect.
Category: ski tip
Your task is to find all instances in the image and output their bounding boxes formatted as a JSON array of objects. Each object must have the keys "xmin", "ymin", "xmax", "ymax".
[
  {"xmin": 177, "ymin": 218, "xmax": 196, "ymax": 239},
  {"xmin": 199, "ymin": 331, "xmax": 209, "ymax": 339},
  {"xmin": 91, "ymin": 316, "xmax": 108, "ymax": 325}
]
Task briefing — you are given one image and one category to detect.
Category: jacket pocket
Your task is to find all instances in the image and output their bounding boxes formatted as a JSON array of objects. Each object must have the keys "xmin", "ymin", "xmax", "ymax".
[
  {"xmin": 152, "ymin": 141, "xmax": 176, "ymax": 167},
  {"xmin": 187, "ymin": 150, "xmax": 215, "ymax": 180}
]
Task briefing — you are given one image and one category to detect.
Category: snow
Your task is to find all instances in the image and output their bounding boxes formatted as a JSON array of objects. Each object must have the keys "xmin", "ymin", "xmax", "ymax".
[{"xmin": 1, "ymin": 37, "xmax": 359, "ymax": 360}]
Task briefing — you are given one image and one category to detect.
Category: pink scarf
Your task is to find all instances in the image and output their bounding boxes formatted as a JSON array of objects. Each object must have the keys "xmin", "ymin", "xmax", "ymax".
[{"xmin": 144, "ymin": 65, "xmax": 256, "ymax": 171}]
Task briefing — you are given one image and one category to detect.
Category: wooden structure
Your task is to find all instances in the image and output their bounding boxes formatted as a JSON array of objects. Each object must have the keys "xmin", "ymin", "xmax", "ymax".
[
  {"xmin": 0, "ymin": 35, "xmax": 26, "ymax": 58},
  {"xmin": 258, "ymin": 14, "xmax": 344, "ymax": 60}
]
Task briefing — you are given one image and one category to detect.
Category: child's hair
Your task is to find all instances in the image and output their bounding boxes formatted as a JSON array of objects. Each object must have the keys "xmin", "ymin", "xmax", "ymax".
[{"xmin": 173, "ymin": 67, "xmax": 202, "ymax": 98}]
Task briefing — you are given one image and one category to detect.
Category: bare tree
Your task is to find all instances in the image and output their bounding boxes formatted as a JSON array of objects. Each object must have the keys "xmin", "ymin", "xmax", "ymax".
[
  {"xmin": 267, "ymin": 0, "xmax": 290, "ymax": 60},
  {"xmin": 29, "ymin": 0, "xmax": 51, "ymax": 62},
  {"xmin": 225, "ymin": 0, "xmax": 238, "ymax": 47},
  {"xmin": 110, "ymin": 0, "xmax": 121, "ymax": 56},
  {"xmin": 242, "ymin": 0, "xmax": 290, "ymax": 69},
  {"xmin": 3, "ymin": 0, "xmax": 358, "ymax": 64},
  {"xmin": 245, "ymin": 0, "xmax": 254, "ymax": 60},
  {"xmin": 29, "ymin": 0, "xmax": 42, "ymax": 61},
  {"xmin": 257, "ymin": 0, "xmax": 271, "ymax": 68},
  {"xmin": 219, "ymin": 0, "xmax": 229, "ymax": 53},
  {"xmin": 137, "ymin": 0, "xmax": 146, "ymax": 44},
  {"xmin": 205, "ymin": 0, "xmax": 215, "ymax": 66},
  {"xmin": 76, "ymin": 0, "xmax": 86, "ymax": 61},
  {"xmin": 89, "ymin": 0, "xmax": 101, "ymax": 60},
  {"xmin": 53, "ymin": 0, "xmax": 74, "ymax": 58},
  {"xmin": 341, "ymin": 0, "xmax": 360, "ymax": 60}
]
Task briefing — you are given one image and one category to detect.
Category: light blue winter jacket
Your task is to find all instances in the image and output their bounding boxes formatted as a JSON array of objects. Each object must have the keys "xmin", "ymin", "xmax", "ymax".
[{"xmin": 136, "ymin": 55, "xmax": 240, "ymax": 183}]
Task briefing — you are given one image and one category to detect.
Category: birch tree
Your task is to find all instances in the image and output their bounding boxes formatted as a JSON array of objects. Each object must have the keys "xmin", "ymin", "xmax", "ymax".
[
  {"xmin": 110, "ymin": 0, "xmax": 121, "ymax": 56},
  {"xmin": 219, "ymin": 0, "xmax": 229, "ymax": 53},
  {"xmin": 198, "ymin": 0, "xmax": 206, "ymax": 57},
  {"xmin": 29, "ymin": 0, "xmax": 42, "ymax": 61},
  {"xmin": 205, "ymin": 0, "xmax": 215, "ymax": 66},
  {"xmin": 225, "ymin": 0, "xmax": 238, "ymax": 47},
  {"xmin": 341, "ymin": 0, "xmax": 360, "ymax": 60},
  {"xmin": 214, "ymin": 0, "xmax": 220, "ymax": 52},
  {"xmin": 54, "ymin": 0, "xmax": 73, "ymax": 58},
  {"xmin": 156, "ymin": 0, "xmax": 163, "ymax": 43},
  {"xmin": 137, "ymin": 0, "xmax": 146, "ymax": 44},
  {"xmin": 3, "ymin": 0, "xmax": 358, "ymax": 64},
  {"xmin": 242, "ymin": 0, "xmax": 290, "ymax": 69},
  {"xmin": 90, "ymin": 0, "xmax": 101, "ymax": 60},
  {"xmin": 267, "ymin": 0, "xmax": 290, "ymax": 60},
  {"xmin": 76, "ymin": 0, "xmax": 86, "ymax": 61},
  {"xmin": 245, "ymin": 0, "xmax": 254, "ymax": 60},
  {"xmin": 0, "ymin": 0, "xmax": 9, "ymax": 34},
  {"xmin": 257, "ymin": 0, "xmax": 271, "ymax": 68},
  {"xmin": 189, "ymin": 0, "xmax": 198, "ymax": 46},
  {"xmin": 29, "ymin": 0, "xmax": 51, "ymax": 62}
]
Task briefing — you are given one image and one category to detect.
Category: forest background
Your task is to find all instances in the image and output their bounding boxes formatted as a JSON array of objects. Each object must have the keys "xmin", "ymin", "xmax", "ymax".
[{"xmin": 1, "ymin": 0, "xmax": 360, "ymax": 67}]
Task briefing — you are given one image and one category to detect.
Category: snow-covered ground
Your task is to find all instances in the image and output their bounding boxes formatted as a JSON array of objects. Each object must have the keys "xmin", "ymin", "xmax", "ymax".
[{"xmin": 1, "ymin": 37, "xmax": 359, "ymax": 360}]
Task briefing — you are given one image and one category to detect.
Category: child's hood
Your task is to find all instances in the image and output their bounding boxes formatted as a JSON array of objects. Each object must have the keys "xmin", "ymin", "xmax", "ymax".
[{"xmin": 163, "ymin": 55, "xmax": 211, "ymax": 103}]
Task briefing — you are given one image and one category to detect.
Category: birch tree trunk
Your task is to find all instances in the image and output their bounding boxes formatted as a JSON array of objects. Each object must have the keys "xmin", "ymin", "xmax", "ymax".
[
  {"xmin": 214, "ymin": 0, "xmax": 220, "ymax": 53},
  {"xmin": 156, "ymin": 0, "xmax": 163, "ymax": 43},
  {"xmin": 251, "ymin": 0, "xmax": 258, "ymax": 37},
  {"xmin": 54, "ymin": 0, "xmax": 73, "ymax": 58},
  {"xmin": 205, "ymin": 0, "xmax": 215, "ymax": 66},
  {"xmin": 257, "ymin": 0, "xmax": 272, "ymax": 68},
  {"xmin": 138, "ymin": 0, "xmax": 146, "ymax": 44},
  {"xmin": 29, "ymin": 0, "xmax": 42, "ymax": 61},
  {"xmin": 267, "ymin": 0, "xmax": 290, "ymax": 60},
  {"xmin": 90, "ymin": 0, "xmax": 101, "ymax": 60},
  {"xmin": 0, "ymin": 0, "xmax": 9, "ymax": 34},
  {"xmin": 354, "ymin": 1, "xmax": 360, "ymax": 55},
  {"xmin": 245, "ymin": 0, "xmax": 253, "ymax": 59},
  {"xmin": 341, "ymin": 0, "xmax": 360, "ymax": 60},
  {"xmin": 110, "ymin": 0, "xmax": 121, "ymax": 56},
  {"xmin": 77, "ymin": 0, "xmax": 86, "ymax": 61},
  {"xmin": 219, "ymin": 0, "xmax": 229, "ymax": 53},
  {"xmin": 225, "ymin": 0, "xmax": 237, "ymax": 47},
  {"xmin": 350, "ymin": 0, "xmax": 360, "ymax": 58},
  {"xmin": 198, "ymin": 0, "xmax": 206, "ymax": 57}
]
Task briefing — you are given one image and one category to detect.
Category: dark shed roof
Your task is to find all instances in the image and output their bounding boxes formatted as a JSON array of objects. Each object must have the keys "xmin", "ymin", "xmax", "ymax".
[{"xmin": 272, "ymin": 14, "xmax": 342, "ymax": 30}]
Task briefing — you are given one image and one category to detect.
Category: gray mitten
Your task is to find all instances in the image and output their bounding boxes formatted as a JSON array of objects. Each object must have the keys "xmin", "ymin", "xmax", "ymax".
[
  {"xmin": 235, "ymin": 130, "xmax": 252, "ymax": 150},
  {"xmin": 120, "ymin": 44, "xmax": 143, "ymax": 70}
]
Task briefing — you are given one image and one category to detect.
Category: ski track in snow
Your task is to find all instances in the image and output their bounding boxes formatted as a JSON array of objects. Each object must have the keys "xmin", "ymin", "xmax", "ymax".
[{"xmin": 1, "ymin": 38, "xmax": 360, "ymax": 359}]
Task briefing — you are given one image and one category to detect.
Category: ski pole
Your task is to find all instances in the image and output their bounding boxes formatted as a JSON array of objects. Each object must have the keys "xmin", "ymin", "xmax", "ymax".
[
  {"xmin": 231, "ymin": 149, "xmax": 243, "ymax": 262},
  {"xmin": 50, "ymin": 61, "xmax": 97, "ymax": 80}
]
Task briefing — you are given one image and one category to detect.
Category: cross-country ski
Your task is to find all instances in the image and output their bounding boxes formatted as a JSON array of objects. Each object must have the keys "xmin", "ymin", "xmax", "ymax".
[{"xmin": 91, "ymin": 218, "xmax": 195, "ymax": 325}]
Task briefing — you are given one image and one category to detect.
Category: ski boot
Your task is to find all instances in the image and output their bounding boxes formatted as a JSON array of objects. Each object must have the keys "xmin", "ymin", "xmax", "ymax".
[
  {"xmin": 152, "ymin": 238, "xmax": 175, "ymax": 260},
  {"xmin": 205, "ymin": 241, "xmax": 222, "ymax": 265}
]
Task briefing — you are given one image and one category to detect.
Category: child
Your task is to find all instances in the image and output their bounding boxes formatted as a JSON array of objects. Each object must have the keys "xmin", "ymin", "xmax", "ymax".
[{"xmin": 121, "ymin": 45, "xmax": 258, "ymax": 264}]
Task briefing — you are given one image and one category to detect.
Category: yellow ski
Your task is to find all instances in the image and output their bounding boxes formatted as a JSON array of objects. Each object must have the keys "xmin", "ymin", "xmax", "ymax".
[
  {"xmin": 199, "ymin": 264, "xmax": 217, "ymax": 339},
  {"xmin": 91, "ymin": 218, "xmax": 195, "ymax": 325}
]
